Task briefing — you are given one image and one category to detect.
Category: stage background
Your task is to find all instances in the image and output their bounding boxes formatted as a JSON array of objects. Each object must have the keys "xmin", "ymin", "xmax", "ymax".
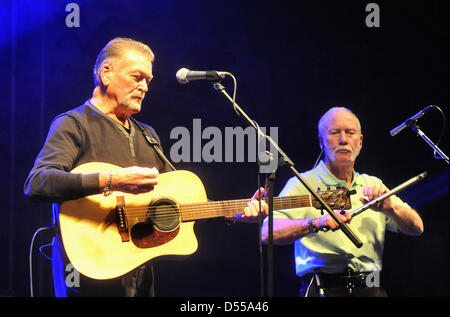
[{"xmin": 0, "ymin": 0, "xmax": 448, "ymax": 297}]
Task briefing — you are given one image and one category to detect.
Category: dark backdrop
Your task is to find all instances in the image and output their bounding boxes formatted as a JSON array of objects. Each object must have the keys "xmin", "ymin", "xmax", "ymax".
[{"xmin": 0, "ymin": 0, "xmax": 448, "ymax": 297}]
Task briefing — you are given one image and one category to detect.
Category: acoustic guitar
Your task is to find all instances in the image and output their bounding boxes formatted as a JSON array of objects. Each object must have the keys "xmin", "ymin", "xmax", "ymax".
[{"xmin": 59, "ymin": 162, "xmax": 351, "ymax": 280}]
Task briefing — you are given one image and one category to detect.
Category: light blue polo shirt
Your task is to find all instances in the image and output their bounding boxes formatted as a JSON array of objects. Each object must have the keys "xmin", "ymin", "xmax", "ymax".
[{"xmin": 272, "ymin": 160, "xmax": 405, "ymax": 276}]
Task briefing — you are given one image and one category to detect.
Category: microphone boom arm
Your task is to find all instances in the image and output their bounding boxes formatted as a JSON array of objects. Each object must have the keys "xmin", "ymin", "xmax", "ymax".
[
  {"xmin": 390, "ymin": 105, "xmax": 448, "ymax": 164},
  {"xmin": 409, "ymin": 121, "xmax": 449, "ymax": 164}
]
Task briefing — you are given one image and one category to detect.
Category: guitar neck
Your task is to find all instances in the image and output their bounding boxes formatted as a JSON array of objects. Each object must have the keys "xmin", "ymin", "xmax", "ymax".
[{"xmin": 180, "ymin": 195, "xmax": 313, "ymax": 222}]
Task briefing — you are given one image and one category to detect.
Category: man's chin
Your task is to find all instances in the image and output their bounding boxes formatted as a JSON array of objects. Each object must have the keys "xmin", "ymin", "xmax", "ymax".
[
  {"xmin": 129, "ymin": 107, "xmax": 141, "ymax": 116},
  {"xmin": 133, "ymin": 99, "xmax": 143, "ymax": 110},
  {"xmin": 132, "ymin": 101, "xmax": 142, "ymax": 112}
]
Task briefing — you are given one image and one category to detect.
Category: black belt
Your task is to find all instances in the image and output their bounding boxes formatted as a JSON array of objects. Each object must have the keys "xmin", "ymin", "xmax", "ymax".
[{"xmin": 307, "ymin": 268, "xmax": 374, "ymax": 295}]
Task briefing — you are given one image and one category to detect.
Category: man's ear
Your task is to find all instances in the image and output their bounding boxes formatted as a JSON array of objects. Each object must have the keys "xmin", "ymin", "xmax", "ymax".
[
  {"xmin": 100, "ymin": 63, "xmax": 113, "ymax": 86},
  {"xmin": 318, "ymin": 136, "xmax": 323, "ymax": 150}
]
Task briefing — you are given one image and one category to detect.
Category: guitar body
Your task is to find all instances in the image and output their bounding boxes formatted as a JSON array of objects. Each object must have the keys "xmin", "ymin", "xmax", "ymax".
[{"xmin": 59, "ymin": 162, "xmax": 206, "ymax": 280}]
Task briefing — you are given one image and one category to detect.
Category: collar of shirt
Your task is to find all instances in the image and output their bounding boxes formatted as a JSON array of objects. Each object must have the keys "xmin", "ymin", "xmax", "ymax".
[{"xmin": 315, "ymin": 160, "xmax": 363, "ymax": 189}]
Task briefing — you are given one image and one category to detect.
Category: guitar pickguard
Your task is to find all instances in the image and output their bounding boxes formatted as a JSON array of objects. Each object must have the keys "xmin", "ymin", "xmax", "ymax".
[{"xmin": 131, "ymin": 222, "xmax": 180, "ymax": 248}]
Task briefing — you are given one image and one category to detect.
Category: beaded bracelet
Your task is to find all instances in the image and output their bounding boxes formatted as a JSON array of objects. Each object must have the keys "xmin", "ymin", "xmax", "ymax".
[{"xmin": 103, "ymin": 172, "xmax": 113, "ymax": 196}]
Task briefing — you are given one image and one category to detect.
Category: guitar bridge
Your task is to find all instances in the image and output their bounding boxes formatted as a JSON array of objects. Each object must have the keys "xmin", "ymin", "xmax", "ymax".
[{"xmin": 116, "ymin": 195, "xmax": 130, "ymax": 242}]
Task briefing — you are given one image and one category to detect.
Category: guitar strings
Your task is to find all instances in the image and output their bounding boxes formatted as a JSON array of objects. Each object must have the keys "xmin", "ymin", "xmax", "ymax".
[
  {"xmin": 105, "ymin": 191, "xmax": 348, "ymax": 222},
  {"xmin": 121, "ymin": 196, "xmax": 318, "ymax": 221},
  {"xmin": 120, "ymin": 190, "xmax": 345, "ymax": 213},
  {"xmin": 122, "ymin": 196, "xmax": 314, "ymax": 215}
]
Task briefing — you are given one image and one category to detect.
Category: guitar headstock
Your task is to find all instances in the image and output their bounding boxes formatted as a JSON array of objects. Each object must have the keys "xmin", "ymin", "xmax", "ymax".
[{"xmin": 312, "ymin": 189, "xmax": 352, "ymax": 210}]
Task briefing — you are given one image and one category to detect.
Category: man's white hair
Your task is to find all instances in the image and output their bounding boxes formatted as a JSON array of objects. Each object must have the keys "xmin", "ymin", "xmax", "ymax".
[
  {"xmin": 317, "ymin": 107, "xmax": 362, "ymax": 137},
  {"xmin": 93, "ymin": 37, "xmax": 154, "ymax": 87}
]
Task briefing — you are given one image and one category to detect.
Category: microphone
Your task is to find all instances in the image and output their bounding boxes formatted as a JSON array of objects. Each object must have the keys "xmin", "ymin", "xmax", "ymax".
[
  {"xmin": 176, "ymin": 68, "xmax": 227, "ymax": 84},
  {"xmin": 390, "ymin": 105, "xmax": 434, "ymax": 136}
]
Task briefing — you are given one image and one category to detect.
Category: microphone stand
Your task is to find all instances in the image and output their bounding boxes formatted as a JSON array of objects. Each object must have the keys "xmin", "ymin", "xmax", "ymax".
[
  {"xmin": 407, "ymin": 120, "xmax": 449, "ymax": 164},
  {"xmin": 211, "ymin": 81, "xmax": 363, "ymax": 296}
]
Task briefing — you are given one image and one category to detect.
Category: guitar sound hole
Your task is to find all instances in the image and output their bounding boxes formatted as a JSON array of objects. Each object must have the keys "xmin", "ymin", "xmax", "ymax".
[
  {"xmin": 147, "ymin": 197, "xmax": 180, "ymax": 232},
  {"xmin": 130, "ymin": 198, "xmax": 181, "ymax": 249}
]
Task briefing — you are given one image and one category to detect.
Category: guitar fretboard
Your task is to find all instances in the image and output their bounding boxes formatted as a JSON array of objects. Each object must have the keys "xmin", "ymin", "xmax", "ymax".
[{"xmin": 180, "ymin": 195, "xmax": 313, "ymax": 222}]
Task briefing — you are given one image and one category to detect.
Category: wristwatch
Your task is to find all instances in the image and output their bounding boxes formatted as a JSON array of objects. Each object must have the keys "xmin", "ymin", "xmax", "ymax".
[{"xmin": 308, "ymin": 217, "xmax": 318, "ymax": 234}]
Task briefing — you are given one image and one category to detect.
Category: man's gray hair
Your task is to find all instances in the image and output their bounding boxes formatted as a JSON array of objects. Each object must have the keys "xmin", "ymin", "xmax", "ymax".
[
  {"xmin": 93, "ymin": 37, "xmax": 155, "ymax": 86},
  {"xmin": 317, "ymin": 106, "xmax": 362, "ymax": 136}
]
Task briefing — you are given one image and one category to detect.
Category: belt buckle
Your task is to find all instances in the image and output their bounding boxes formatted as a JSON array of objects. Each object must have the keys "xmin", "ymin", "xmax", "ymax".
[
  {"xmin": 345, "ymin": 281, "xmax": 355, "ymax": 295},
  {"xmin": 344, "ymin": 268, "xmax": 366, "ymax": 295}
]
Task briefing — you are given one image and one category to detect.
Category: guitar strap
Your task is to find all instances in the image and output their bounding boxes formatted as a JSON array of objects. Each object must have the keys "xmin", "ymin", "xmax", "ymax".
[{"xmin": 129, "ymin": 117, "xmax": 176, "ymax": 171}]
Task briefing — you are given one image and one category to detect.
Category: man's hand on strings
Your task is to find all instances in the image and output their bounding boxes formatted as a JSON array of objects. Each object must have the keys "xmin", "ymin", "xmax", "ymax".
[{"xmin": 228, "ymin": 188, "xmax": 269, "ymax": 223}]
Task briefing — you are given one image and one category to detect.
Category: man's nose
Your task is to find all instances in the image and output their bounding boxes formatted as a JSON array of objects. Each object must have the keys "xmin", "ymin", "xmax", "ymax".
[
  {"xmin": 138, "ymin": 79, "xmax": 148, "ymax": 93},
  {"xmin": 338, "ymin": 132, "xmax": 349, "ymax": 144}
]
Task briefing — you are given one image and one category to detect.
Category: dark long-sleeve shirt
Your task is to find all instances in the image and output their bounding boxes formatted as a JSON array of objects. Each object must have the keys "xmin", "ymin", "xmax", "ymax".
[{"xmin": 24, "ymin": 100, "xmax": 171, "ymax": 203}]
